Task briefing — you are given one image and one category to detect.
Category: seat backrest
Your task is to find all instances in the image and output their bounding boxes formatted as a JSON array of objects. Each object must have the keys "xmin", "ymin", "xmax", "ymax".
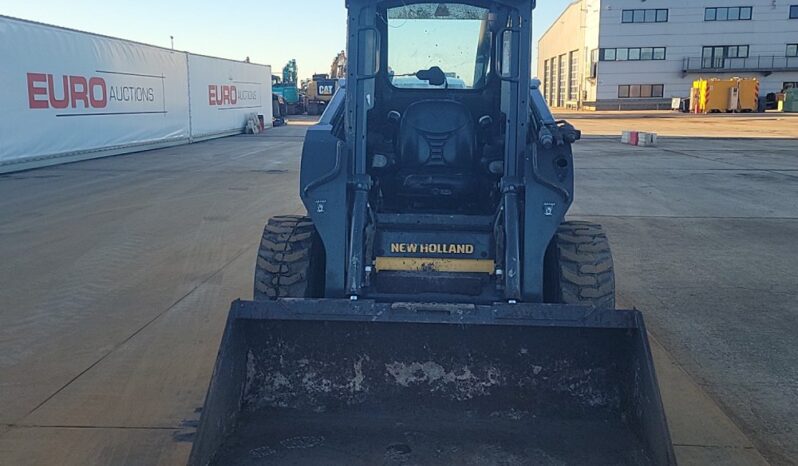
[{"xmin": 397, "ymin": 100, "xmax": 475, "ymax": 170}]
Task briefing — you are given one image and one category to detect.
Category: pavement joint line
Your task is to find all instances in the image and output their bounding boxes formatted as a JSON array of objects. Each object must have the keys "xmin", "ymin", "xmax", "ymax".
[
  {"xmin": 15, "ymin": 243, "xmax": 255, "ymax": 423},
  {"xmin": 659, "ymin": 148, "xmax": 751, "ymax": 169},
  {"xmin": 659, "ymin": 148, "xmax": 798, "ymax": 181},
  {"xmin": 579, "ymin": 167, "xmax": 798, "ymax": 172},
  {"xmin": 673, "ymin": 443, "xmax": 757, "ymax": 450},
  {"xmin": 571, "ymin": 214, "xmax": 798, "ymax": 220},
  {"xmin": 5, "ymin": 424, "xmax": 180, "ymax": 431},
  {"xmin": 583, "ymin": 136, "xmax": 798, "ymax": 141}
]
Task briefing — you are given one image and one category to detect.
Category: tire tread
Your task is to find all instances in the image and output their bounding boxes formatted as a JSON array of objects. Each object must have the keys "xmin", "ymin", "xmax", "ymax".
[
  {"xmin": 254, "ymin": 215, "xmax": 323, "ymax": 300},
  {"xmin": 547, "ymin": 221, "xmax": 616, "ymax": 309}
]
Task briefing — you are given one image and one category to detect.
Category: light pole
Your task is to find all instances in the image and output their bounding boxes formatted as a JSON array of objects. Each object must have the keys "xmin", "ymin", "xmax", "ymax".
[{"xmin": 170, "ymin": 35, "xmax": 174, "ymax": 50}]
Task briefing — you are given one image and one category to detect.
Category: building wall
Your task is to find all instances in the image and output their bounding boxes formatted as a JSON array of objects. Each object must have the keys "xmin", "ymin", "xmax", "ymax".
[
  {"xmin": 583, "ymin": 0, "xmax": 601, "ymax": 103},
  {"xmin": 539, "ymin": 0, "xmax": 798, "ymax": 109},
  {"xmin": 537, "ymin": 1, "xmax": 586, "ymax": 108},
  {"xmin": 597, "ymin": 0, "xmax": 798, "ymax": 107}
]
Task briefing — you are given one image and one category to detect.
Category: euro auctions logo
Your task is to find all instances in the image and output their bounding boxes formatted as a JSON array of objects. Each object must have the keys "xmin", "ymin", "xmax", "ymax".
[
  {"xmin": 208, "ymin": 83, "xmax": 260, "ymax": 109},
  {"xmin": 27, "ymin": 73, "xmax": 108, "ymax": 109},
  {"xmin": 208, "ymin": 85, "xmax": 238, "ymax": 106},
  {"xmin": 26, "ymin": 71, "xmax": 165, "ymax": 116}
]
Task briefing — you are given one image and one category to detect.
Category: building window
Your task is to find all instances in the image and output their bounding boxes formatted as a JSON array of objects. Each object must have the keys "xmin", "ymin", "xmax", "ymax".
[
  {"xmin": 791, "ymin": 5, "xmax": 798, "ymax": 18},
  {"xmin": 622, "ymin": 9, "xmax": 668, "ymax": 23},
  {"xmin": 543, "ymin": 59, "xmax": 551, "ymax": 103},
  {"xmin": 590, "ymin": 49, "xmax": 598, "ymax": 78},
  {"xmin": 557, "ymin": 54, "xmax": 566, "ymax": 106},
  {"xmin": 549, "ymin": 58, "xmax": 557, "ymax": 103},
  {"xmin": 788, "ymin": 44, "xmax": 798, "ymax": 57},
  {"xmin": 600, "ymin": 47, "xmax": 666, "ymax": 61},
  {"xmin": 618, "ymin": 84, "xmax": 664, "ymax": 99},
  {"xmin": 705, "ymin": 7, "xmax": 753, "ymax": 21},
  {"xmin": 568, "ymin": 50, "xmax": 578, "ymax": 100},
  {"xmin": 702, "ymin": 45, "xmax": 749, "ymax": 68}
]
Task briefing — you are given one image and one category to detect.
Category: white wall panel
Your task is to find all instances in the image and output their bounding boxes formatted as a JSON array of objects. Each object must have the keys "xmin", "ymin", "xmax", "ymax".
[
  {"xmin": 0, "ymin": 16, "xmax": 275, "ymax": 173},
  {"xmin": 188, "ymin": 54, "xmax": 272, "ymax": 140},
  {"xmin": 0, "ymin": 16, "xmax": 190, "ymax": 171}
]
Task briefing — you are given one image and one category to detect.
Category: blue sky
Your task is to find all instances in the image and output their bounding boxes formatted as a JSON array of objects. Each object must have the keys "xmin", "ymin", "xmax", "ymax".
[{"xmin": 1, "ymin": 0, "xmax": 571, "ymax": 80}]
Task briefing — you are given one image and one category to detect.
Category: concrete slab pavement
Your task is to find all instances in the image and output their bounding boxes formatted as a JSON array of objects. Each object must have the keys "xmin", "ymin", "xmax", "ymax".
[
  {"xmin": 1, "ymin": 118, "xmax": 793, "ymax": 464},
  {"xmin": 571, "ymin": 135, "xmax": 798, "ymax": 464},
  {"xmin": 0, "ymin": 131, "xmax": 305, "ymax": 425},
  {"xmin": 650, "ymin": 338, "xmax": 768, "ymax": 466},
  {"xmin": 0, "ymin": 426, "xmax": 188, "ymax": 466}
]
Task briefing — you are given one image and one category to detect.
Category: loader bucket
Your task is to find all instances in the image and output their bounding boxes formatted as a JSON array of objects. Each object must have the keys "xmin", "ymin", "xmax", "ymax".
[{"xmin": 189, "ymin": 299, "xmax": 675, "ymax": 465}]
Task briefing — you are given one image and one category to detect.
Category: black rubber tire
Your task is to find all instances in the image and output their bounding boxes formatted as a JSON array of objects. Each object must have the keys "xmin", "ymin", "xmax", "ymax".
[
  {"xmin": 254, "ymin": 215, "xmax": 325, "ymax": 300},
  {"xmin": 544, "ymin": 221, "xmax": 616, "ymax": 309}
]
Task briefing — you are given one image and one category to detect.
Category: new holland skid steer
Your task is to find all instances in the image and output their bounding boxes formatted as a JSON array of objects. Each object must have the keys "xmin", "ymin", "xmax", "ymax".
[{"xmin": 190, "ymin": 1, "xmax": 675, "ymax": 464}]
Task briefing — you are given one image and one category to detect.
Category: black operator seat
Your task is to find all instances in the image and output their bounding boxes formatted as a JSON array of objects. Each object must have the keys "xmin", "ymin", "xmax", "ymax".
[{"xmin": 395, "ymin": 99, "xmax": 477, "ymax": 198}]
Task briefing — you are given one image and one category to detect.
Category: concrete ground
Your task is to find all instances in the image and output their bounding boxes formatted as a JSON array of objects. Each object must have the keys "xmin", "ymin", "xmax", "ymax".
[
  {"xmin": 557, "ymin": 111, "xmax": 798, "ymax": 139},
  {"xmin": 569, "ymin": 135, "xmax": 798, "ymax": 465},
  {"xmin": 0, "ymin": 115, "xmax": 795, "ymax": 465}
]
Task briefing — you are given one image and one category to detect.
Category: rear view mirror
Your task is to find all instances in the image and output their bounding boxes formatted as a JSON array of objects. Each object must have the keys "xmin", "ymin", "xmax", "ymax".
[{"xmin": 416, "ymin": 66, "xmax": 447, "ymax": 86}]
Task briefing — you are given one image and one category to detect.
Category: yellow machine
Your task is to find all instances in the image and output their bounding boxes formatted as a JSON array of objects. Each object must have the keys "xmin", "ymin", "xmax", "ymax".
[
  {"xmin": 304, "ymin": 51, "xmax": 348, "ymax": 115},
  {"xmin": 692, "ymin": 77, "xmax": 759, "ymax": 113}
]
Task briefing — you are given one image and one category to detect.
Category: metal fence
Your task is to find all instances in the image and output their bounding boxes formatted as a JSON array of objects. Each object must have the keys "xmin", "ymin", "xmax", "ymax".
[{"xmin": 683, "ymin": 56, "xmax": 798, "ymax": 73}]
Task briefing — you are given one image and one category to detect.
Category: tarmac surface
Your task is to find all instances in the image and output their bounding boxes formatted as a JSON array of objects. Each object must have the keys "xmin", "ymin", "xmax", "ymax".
[{"xmin": 0, "ymin": 114, "xmax": 795, "ymax": 464}]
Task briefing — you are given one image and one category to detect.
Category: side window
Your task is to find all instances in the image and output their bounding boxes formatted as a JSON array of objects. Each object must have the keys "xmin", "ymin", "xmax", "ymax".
[
  {"xmin": 705, "ymin": 6, "xmax": 755, "ymax": 21},
  {"xmin": 622, "ymin": 10, "xmax": 634, "ymax": 23},
  {"xmin": 618, "ymin": 84, "xmax": 664, "ymax": 98},
  {"xmin": 622, "ymin": 9, "xmax": 668, "ymax": 23}
]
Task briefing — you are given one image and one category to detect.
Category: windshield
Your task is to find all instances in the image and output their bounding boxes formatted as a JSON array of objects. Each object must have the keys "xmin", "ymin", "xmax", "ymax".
[{"xmin": 385, "ymin": 3, "xmax": 491, "ymax": 89}]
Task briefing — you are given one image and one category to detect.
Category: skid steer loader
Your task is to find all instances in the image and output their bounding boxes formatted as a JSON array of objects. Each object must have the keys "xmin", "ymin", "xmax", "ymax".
[{"xmin": 189, "ymin": 1, "xmax": 675, "ymax": 464}]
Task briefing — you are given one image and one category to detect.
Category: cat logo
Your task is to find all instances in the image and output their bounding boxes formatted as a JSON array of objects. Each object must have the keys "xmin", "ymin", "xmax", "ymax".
[{"xmin": 318, "ymin": 84, "xmax": 335, "ymax": 95}]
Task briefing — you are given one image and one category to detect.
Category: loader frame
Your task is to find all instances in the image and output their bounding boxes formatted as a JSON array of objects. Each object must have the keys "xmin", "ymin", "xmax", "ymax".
[{"xmin": 188, "ymin": 2, "xmax": 677, "ymax": 464}]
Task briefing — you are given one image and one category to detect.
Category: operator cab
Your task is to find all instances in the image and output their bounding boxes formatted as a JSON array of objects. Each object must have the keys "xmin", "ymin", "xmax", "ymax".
[
  {"xmin": 365, "ymin": 2, "xmax": 506, "ymax": 214},
  {"xmin": 299, "ymin": 0, "xmax": 578, "ymax": 302}
]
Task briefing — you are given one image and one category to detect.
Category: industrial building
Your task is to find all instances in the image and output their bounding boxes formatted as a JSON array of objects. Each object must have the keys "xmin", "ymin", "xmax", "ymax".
[{"xmin": 538, "ymin": 0, "xmax": 798, "ymax": 109}]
